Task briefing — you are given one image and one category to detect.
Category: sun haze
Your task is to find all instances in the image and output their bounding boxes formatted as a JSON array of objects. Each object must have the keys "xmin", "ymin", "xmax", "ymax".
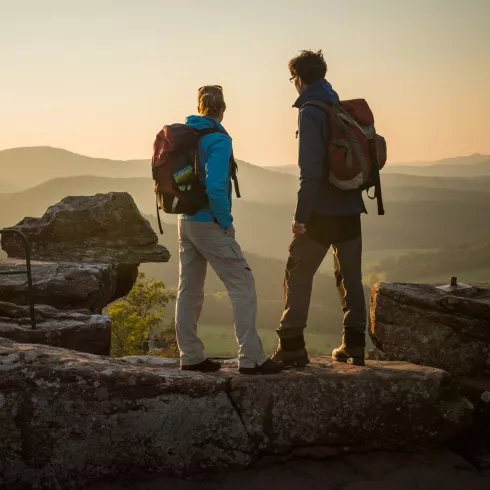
[{"xmin": 1, "ymin": 0, "xmax": 489, "ymax": 166}]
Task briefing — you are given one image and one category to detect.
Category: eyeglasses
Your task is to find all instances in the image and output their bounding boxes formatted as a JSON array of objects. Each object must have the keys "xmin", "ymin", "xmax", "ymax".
[{"xmin": 289, "ymin": 76, "xmax": 296, "ymax": 83}]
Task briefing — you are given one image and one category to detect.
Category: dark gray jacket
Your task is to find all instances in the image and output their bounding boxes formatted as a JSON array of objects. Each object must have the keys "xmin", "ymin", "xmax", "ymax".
[{"xmin": 294, "ymin": 79, "xmax": 366, "ymax": 223}]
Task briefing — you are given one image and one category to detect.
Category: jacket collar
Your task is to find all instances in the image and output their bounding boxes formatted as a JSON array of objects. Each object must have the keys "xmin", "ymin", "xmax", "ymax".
[{"xmin": 293, "ymin": 79, "xmax": 340, "ymax": 108}]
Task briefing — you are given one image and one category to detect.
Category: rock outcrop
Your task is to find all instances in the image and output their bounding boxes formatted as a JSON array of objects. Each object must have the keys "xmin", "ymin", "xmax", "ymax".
[
  {"xmin": 1, "ymin": 192, "xmax": 170, "ymax": 265},
  {"xmin": 0, "ymin": 193, "xmax": 170, "ymax": 354},
  {"xmin": 0, "ymin": 338, "xmax": 474, "ymax": 489},
  {"xmin": 0, "ymin": 259, "xmax": 117, "ymax": 312},
  {"xmin": 1, "ymin": 192, "xmax": 170, "ymax": 305},
  {"xmin": 0, "ymin": 302, "xmax": 111, "ymax": 355},
  {"xmin": 369, "ymin": 282, "xmax": 490, "ymax": 376}
]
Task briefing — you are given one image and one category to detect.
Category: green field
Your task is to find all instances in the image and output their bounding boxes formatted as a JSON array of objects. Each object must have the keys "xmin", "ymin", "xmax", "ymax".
[
  {"xmin": 319, "ymin": 248, "xmax": 437, "ymax": 276},
  {"xmin": 198, "ymin": 324, "xmax": 357, "ymax": 358},
  {"xmin": 362, "ymin": 248, "xmax": 437, "ymax": 270},
  {"xmin": 414, "ymin": 268, "xmax": 490, "ymax": 284}
]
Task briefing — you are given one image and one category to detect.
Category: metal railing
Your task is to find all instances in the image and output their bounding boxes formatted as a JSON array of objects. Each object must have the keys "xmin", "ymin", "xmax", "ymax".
[{"xmin": 0, "ymin": 229, "xmax": 36, "ymax": 329}]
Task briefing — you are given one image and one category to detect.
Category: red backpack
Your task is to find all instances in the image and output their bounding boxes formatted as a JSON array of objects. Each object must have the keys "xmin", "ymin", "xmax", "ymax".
[
  {"xmin": 152, "ymin": 123, "xmax": 240, "ymax": 233},
  {"xmin": 301, "ymin": 99, "xmax": 387, "ymax": 215}
]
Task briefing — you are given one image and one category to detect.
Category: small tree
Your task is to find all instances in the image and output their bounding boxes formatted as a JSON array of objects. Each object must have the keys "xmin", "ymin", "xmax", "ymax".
[
  {"xmin": 150, "ymin": 319, "xmax": 179, "ymax": 358},
  {"xmin": 108, "ymin": 272, "xmax": 175, "ymax": 357}
]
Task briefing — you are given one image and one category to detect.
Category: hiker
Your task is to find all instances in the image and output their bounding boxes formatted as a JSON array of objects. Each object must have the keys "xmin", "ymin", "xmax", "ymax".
[
  {"xmin": 174, "ymin": 85, "xmax": 284, "ymax": 374},
  {"xmin": 271, "ymin": 50, "xmax": 369, "ymax": 367}
]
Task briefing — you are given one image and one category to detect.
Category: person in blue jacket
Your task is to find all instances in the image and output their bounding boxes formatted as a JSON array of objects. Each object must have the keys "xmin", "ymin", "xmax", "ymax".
[
  {"xmin": 175, "ymin": 85, "xmax": 283, "ymax": 375},
  {"xmin": 271, "ymin": 51, "xmax": 367, "ymax": 367}
]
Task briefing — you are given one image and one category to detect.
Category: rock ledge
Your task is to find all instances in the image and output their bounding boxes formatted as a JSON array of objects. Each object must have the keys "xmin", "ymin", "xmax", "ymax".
[{"xmin": 0, "ymin": 339, "xmax": 474, "ymax": 489}]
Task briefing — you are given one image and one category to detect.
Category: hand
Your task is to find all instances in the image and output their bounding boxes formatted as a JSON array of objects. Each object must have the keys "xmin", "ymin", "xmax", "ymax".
[{"xmin": 292, "ymin": 220, "xmax": 306, "ymax": 236}]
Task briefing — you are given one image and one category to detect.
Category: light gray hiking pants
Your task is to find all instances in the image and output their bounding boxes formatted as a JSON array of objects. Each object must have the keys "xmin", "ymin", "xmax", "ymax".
[{"xmin": 175, "ymin": 220, "xmax": 268, "ymax": 369}]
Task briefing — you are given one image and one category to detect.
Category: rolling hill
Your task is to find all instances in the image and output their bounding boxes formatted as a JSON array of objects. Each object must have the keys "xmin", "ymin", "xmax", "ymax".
[
  {"xmin": 373, "ymin": 237, "xmax": 490, "ymax": 284},
  {"xmin": 1, "ymin": 147, "xmax": 490, "ymax": 259},
  {"xmin": 386, "ymin": 159, "xmax": 490, "ymax": 177},
  {"xmin": 0, "ymin": 146, "xmax": 297, "ymax": 204},
  {"xmin": 0, "ymin": 147, "xmax": 148, "ymax": 190},
  {"xmin": 266, "ymin": 154, "xmax": 490, "ymax": 178},
  {"xmin": 2, "ymin": 147, "xmax": 490, "ymax": 329}
]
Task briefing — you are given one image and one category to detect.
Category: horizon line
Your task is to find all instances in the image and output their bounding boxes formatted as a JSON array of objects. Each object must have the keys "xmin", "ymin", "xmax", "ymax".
[{"xmin": 0, "ymin": 144, "xmax": 489, "ymax": 167}]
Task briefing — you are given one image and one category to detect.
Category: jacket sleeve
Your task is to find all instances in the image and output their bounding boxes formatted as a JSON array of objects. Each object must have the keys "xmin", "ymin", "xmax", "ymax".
[
  {"xmin": 294, "ymin": 107, "xmax": 328, "ymax": 224},
  {"xmin": 205, "ymin": 134, "xmax": 233, "ymax": 229}
]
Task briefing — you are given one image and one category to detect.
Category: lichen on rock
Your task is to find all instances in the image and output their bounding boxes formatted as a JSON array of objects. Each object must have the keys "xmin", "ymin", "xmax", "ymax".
[{"xmin": 0, "ymin": 339, "xmax": 476, "ymax": 488}]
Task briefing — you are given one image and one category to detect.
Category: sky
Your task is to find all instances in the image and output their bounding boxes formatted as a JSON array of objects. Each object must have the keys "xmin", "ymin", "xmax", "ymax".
[{"xmin": 1, "ymin": 0, "xmax": 489, "ymax": 166}]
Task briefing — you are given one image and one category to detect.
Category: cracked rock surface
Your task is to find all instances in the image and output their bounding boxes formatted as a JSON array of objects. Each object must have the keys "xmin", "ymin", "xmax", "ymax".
[
  {"xmin": 0, "ymin": 192, "xmax": 170, "ymax": 265},
  {"xmin": 369, "ymin": 282, "xmax": 490, "ymax": 375},
  {"xmin": 0, "ymin": 339, "xmax": 475, "ymax": 489},
  {"xmin": 0, "ymin": 192, "xmax": 171, "ymax": 355},
  {"xmin": 0, "ymin": 302, "xmax": 111, "ymax": 355},
  {"xmin": 0, "ymin": 259, "xmax": 118, "ymax": 312},
  {"xmin": 0, "ymin": 192, "xmax": 170, "ymax": 311}
]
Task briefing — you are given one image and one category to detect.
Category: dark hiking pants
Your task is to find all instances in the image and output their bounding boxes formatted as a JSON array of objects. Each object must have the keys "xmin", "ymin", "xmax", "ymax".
[{"xmin": 278, "ymin": 233, "xmax": 366, "ymax": 343}]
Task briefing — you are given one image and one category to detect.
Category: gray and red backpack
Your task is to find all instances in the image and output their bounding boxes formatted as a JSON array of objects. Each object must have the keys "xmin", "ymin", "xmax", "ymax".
[{"xmin": 301, "ymin": 99, "xmax": 387, "ymax": 215}]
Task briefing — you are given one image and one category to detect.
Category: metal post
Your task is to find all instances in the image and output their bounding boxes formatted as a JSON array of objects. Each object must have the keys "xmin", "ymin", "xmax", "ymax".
[{"xmin": 0, "ymin": 228, "xmax": 36, "ymax": 329}]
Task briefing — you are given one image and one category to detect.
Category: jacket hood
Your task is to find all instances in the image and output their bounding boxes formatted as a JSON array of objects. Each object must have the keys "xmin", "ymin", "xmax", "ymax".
[
  {"xmin": 293, "ymin": 79, "xmax": 339, "ymax": 108},
  {"xmin": 185, "ymin": 115, "xmax": 225, "ymax": 131}
]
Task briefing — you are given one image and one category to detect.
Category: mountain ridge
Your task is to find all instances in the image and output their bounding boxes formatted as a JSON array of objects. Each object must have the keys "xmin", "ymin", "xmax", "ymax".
[{"xmin": 265, "ymin": 153, "xmax": 490, "ymax": 178}]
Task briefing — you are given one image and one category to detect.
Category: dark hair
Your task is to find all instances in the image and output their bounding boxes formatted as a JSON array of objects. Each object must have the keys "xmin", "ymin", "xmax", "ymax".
[{"xmin": 289, "ymin": 50, "xmax": 327, "ymax": 85}]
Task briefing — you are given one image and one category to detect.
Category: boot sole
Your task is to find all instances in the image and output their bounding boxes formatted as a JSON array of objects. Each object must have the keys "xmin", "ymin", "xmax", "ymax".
[
  {"xmin": 238, "ymin": 368, "xmax": 285, "ymax": 375},
  {"xmin": 332, "ymin": 355, "xmax": 365, "ymax": 366},
  {"xmin": 181, "ymin": 365, "xmax": 222, "ymax": 372},
  {"xmin": 283, "ymin": 357, "xmax": 310, "ymax": 368},
  {"xmin": 181, "ymin": 368, "xmax": 222, "ymax": 372}
]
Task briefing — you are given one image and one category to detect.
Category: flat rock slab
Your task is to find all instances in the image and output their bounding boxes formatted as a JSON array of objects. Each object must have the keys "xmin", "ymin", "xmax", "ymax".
[
  {"xmin": 369, "ymin": 282, "xmax": 490, "ymax": 375},
  {"xmin": 0, "ymin": 259, "xmax": 118, "ymax": 312},
  {"xmin": 1, "ymin": 192, "xmax": 170, "ymax": 264},
  {"xmin": 229, "ymin": 357, "xmax": 473, "ymax": 452},
  {"xmin": 0, "ymin": 302, "xmax": 111, "ymax": 355},
  {"xmin": 0, "ymin": 341, "xmax": 474, "ymax": 489},
  {"xmin": 88, "ymin": 449, "xmax": 489, "ymax": 490}
]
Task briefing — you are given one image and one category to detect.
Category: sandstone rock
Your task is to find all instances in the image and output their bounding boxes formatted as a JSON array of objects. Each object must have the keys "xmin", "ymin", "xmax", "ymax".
[
  {"xmin": 1, "ymin": 192, "xmax": 170, "ymax": 264},
  {"xmin": 0, "ymin": 341, "xmax": 474, "ymax": 489},
  {"xmin": 369, "ymin": 282, "xmax": 490, "ymax": 375},
  {"xmin": 0, "ymin": 302, "xmax": 111, "ymax": 355},
  {"xmin": 229, "ymin": 357, "xmax": 473, "ymax": 453},
  {"xmin": 88, "ymin": 449, "xmax": 490, "ymax": 490},
  {"xmin": 0, "ymin": 339, "xmax": 251, "ymax": 489},
  {"xmin": 0, "ymin": 259, "xmax": 117, "ymax": 312},
  {"xmin": 451, "ymin": 376, "xmax": 490, "ymax": 469}
]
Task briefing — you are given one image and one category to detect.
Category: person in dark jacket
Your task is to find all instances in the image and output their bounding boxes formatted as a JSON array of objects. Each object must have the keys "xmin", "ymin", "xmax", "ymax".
[{"xmin": 271, "ymin": 50, "xmax": 367, "ymax": 367}]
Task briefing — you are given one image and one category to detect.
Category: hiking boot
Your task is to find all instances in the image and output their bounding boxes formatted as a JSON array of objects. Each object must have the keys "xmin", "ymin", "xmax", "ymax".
[
  {"xmin": 270, "ymin": 334, "xmax": 310, "ymax": 367},
  {"xmin": 271, "ymin": 346, "xmax": 310, "ymax": 367},
  {"xmin": 332, "ymin": 344, "xmax": 365, "ymax": 366},
  {"xmin": 332, "ymin": 330, "xmax": 366, "ymax": 366},
  {"xmin": 181, "ymin": 358, "xmax": 221, "ymax": 372},
  {"xmin": 239, "ymin": 358, "xmax": 285, "ymax": 375}
]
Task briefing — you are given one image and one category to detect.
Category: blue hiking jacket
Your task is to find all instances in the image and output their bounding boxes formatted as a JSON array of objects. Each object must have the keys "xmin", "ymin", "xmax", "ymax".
[
  {"xmin": 293, "ymin": 79, "xmax": 366, "ymax": 223},
  {"xmin": 181, "ymin": 115, "xmax": 233, "ymax": 229}
]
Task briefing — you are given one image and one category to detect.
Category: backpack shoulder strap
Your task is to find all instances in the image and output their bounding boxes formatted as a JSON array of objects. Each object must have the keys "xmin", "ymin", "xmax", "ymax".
[
  {"xmin": 196, "ymin": 127, "xmax": 223, "ymax": 138},
  {"xmin": 193, "ymin": 123, "xmax": 241, "ymax": 199},
  {"xmin": 230, "ymin": 154, "xmax": 241, "ymax": 199},
  {"xmin": 196, "ymin": 120, "xmax": 227, "ymax": 138},
  {"xmin": 300, "ymin": 100, "xmax": 333, "ymax": 112}
]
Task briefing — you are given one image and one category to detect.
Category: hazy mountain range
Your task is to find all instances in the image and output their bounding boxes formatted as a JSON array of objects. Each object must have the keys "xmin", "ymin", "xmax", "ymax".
[
  {"xmin": 1, "ymin": 147, "xmax": 490, "ymax": 258},
  {"xmin": 1, "ymin": 146, "xmax": 489, "ymax": 329},
  {"xmin": 266, "ymin": 153, "xmax": 490, "ymax": 178}
]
